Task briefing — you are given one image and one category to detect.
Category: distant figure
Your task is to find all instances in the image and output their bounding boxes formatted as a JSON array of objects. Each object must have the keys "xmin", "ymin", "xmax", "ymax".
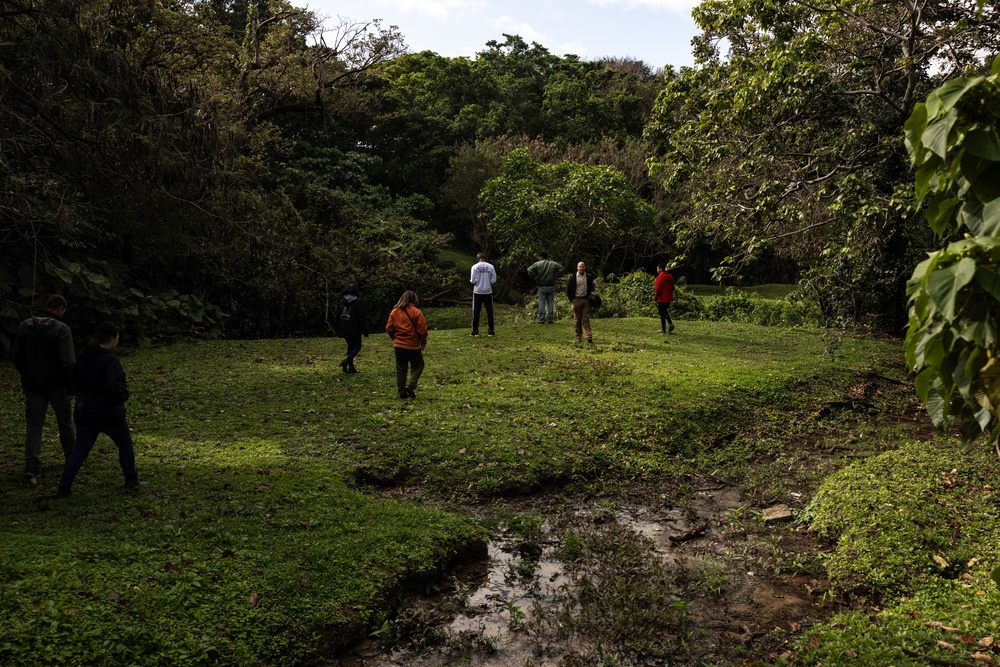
[
  {"xmin": 469, "ymin": 252, "xmax": 497, "ymax": 337},
  {"xmin": 11, "ymin": 294, "xmax": 76, "ymax": 483},
  {"xmin": 335, "ymin": 284, "xmax": 368, "ymax": 374},
  {"xmin": 385, "ymin": 291, "xmax": 428, "ymax": 399},
  {"xmin": 654, "ymin": 264, "xmax": 676, "ymax": 333},
  {"xmin": 58, "ymin": 321, "xmax": 140, "ymax": 496},
  {"xmin": 566, "ymin": 261, "xmax": 595, "ymax": 344},
  {"xmin": 527, "ymin": 251, "xmax": 564, "ymax": 324}
]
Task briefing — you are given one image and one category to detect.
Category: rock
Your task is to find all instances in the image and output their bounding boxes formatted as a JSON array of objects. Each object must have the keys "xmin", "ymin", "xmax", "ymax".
[{"xmin": 762, "ymin": 504, "xmax": 793, "ymax": 523}]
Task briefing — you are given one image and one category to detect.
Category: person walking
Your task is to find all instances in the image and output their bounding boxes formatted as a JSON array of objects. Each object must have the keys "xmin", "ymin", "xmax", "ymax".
[
  {"xmin": 334, "ymin": 284, "xmax": 369, "ymax": 373},
  {"xmin": 654, "ymin": 264, "xmax": 676, "ymax": 333},
  {"xmin": 385, "ymin": 291, "xmax": 428, "ymax": 399},
  {"xmin": 469, "ymin": 252, "xmax": 497, "ymax": 337},
  {"xmin": 11, "ymin": 294, "xmax": 76, "ymax": 483},
  {"xmin": 566, "ymin": 261, "xmax": 595, "ymax": 344},
  {"xmin": 57, "ymin": 321, "xmax": 140, "ymax": 496},
  {"xmin": 527, "ymin": 251, "xmax": 564, "ymax": 324}
]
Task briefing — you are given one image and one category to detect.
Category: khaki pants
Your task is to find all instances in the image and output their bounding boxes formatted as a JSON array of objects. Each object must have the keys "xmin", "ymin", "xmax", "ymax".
[{"xmin": 571, "ymin": 298, "xmax": 592, "ymax": 341}]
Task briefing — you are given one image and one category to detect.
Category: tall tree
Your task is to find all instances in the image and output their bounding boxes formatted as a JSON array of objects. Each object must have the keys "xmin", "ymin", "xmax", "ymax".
[{"xmin": 646, "ymin": 0, "xmax": 1000, "ymax": 325}]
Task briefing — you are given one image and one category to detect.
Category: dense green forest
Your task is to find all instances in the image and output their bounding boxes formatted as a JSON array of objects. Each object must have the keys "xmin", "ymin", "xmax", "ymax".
[{"xmin": 1, "ymin": 0, "xmax": 998, "ymax": 345}]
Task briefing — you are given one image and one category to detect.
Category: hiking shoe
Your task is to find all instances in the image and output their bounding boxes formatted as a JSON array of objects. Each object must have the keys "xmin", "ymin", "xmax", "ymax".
[
  {"xmin": 340, "ymin": 358, "xmax": 350, "ymax": 373},
  {"xmin": 470, "ymin": 331, "xmax": 479, "ymax": 337},
  {"xmin": 668, "ymin": 324, "xmax": 675, "ymax": 333},
  {"xmin": 124, "ymin": 480, "xmax": 148, "ymax": 491},
  {"xmin": 405, "ymin": 387, "xmax": 416, "ymax": 398},
  {"xmin": 657, "ymin": 329, "xmax": 666, "ymax": 334},
  {"xmin": 487, "ymin": 330, "xmax": 495, "ymax": 337},
  {"xmin": 55, "ymin": 486, "xmax": 72, "ymax": 498},
  {"xmin": 398, "ymin": 390, "xmax": 409, "ymax": 399}
]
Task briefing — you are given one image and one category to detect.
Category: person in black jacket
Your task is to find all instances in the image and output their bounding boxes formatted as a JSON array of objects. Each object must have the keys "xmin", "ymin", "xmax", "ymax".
[
  {"xmin": 334, "ymin": 284, "xmax": 369, "ymax": 374},
  {"xmin": 11, "ymin": 294, "xmax": 76, "ymax": 482},
  {"xmin": 565, "ymin": 262, "xmax": 596, "ymax": 344},
  {"xmin": 57, "ymin": 321, "xmax": 140, "ymax": 496}
]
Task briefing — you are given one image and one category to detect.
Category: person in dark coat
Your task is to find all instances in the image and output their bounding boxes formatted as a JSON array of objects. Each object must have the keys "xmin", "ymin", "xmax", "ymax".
[
  {"xmin": 11, "ymin": 294, "xmax": 75, "ymax": 482},
  {"xmin": 57, "ymin": 321, "xmax": 140, "ymax": 496},
  {"xmin": 334, "ymin": 284, "xmax": 369, "ymax": 373}
]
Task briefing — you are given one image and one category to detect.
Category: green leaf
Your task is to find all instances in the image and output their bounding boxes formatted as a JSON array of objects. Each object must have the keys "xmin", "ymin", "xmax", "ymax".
[
  {"xmin": 930, "ymin": 77, "xmax": 985, "ymax": 117},
  {"xmin": 914, "ymin": 156, "xmax": 941, "ymax": 203},
  {"xmin": 975, "ymin": 265, "xmax": 1000, "ymax": 301},
  {"xmin": 964, "ymin": 129, "xmax": 1000, "ymax": 160},
  {"xmin": 983, "ymin": 199, "xmax": 1000, "ymax": 236},
  {"xmin": 904, "ymin": 102, "xmax": 929, "ymax": 161},
  {"xmin": 972, "ymin": 163, "xmax": 1000, "ymax": 202},
  {"xmin": 993, "ymin": 54, "xmax": 1000, "ymax": 77},
  {"xmin": 925, "ymin": 194, "xmax": 958, "ymax": 236},
  {"xmin": 921, "ymin": 108, "xmax": 958, "ymax": 158},
  {"xmin": 926, "ymin": 257, "xmax": 977, "ymax": 320}
]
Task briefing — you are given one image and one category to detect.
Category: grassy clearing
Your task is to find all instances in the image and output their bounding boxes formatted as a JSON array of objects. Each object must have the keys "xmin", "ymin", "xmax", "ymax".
[{"xmin": 1, "ymin": 314, "xmax": 911, "ymax": 665}]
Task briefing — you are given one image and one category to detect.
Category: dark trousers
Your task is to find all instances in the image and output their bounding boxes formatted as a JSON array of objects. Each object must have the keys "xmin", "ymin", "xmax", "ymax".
[
  {"xmin": 344, "ymin": 336, "xmax": 363, "ymax": 361},
  {"xmin": 23, "ymin": 389, "xmax": 75, "ymax": 474},
  {"xmin": 59, "ymin": 416, "xmax": 138, "ymax": 491},
  {"xmin": 393, "ymin": 347, "xmax": 425, "ymax": 392},
  {"xmin": 657, "ymin": 302, "xmax": 674, "ymax": 331},
  {"xmin": 472, "ymin": 293, "xmax": 494, "ymax": 333}
]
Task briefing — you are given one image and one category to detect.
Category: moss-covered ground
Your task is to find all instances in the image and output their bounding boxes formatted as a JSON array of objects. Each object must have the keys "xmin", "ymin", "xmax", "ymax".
[{"xmin": 2, "ymin": 313, "xmax": 996, "ymax": 666}]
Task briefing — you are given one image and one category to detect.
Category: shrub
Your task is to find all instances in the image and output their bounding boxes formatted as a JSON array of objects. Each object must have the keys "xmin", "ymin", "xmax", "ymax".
[
  {"xmin": 594, "ymin": 271, "xmax": 705, "ymax": 319},
  {"xmin": 703, "ymin": 287, "xmax": 820, "ymax": 327}
]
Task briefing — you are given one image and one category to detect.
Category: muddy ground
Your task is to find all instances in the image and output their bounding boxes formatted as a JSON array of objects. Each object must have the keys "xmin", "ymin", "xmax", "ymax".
[{"xmin": 332, "ymin": 379, "xmax": 931, "ymax": 666}]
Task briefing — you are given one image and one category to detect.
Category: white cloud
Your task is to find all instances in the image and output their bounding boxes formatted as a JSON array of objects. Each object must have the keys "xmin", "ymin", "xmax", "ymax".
[
  {"xmin": 368, "ymin": 0, "xmax": 485, "ymax": 22},
  {"xmin": 494, "ymin": 15, "xmax": 548, "ymax": 44},
  {"xmin": 585, "ymin": 0, "xmax": 699, "ymax": 12},
  {"xmin": 559, "ymin": 41, "xmax": 589, "ymax": 57}
]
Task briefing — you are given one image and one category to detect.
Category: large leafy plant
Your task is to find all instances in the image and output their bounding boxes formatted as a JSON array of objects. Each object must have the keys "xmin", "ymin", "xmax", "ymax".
[{"xmin": 904, "ymin": 55, "xmax": 1000, "ymax": 441}]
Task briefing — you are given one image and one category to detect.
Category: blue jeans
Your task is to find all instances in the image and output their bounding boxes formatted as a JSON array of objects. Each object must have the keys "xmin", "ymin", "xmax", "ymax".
[
  {"xmin": 59, "ymin": 416, "xmax": 138, "ymax": 491},
  {"xmin": 23, "ymin": 389, "xmax": 75, "ymax": 474},
  {"xmin": 344, "ymin": 336, "xmax": 363, "ymax": 361},
  {"xmin": 537, "ymin": 286, "xmax": 555, "ymax": 323}
]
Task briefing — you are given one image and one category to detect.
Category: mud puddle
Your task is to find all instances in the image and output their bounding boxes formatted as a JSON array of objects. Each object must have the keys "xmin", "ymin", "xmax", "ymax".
[{"xmin": 340, "ymin": 483, "xmax": 834, "ymax": 666}]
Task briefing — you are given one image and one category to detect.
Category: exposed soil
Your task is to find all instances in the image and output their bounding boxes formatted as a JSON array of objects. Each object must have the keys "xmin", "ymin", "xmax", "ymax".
[{"xmin": 332, "ymin": 483, "xmax": 836, "ymax": 667}]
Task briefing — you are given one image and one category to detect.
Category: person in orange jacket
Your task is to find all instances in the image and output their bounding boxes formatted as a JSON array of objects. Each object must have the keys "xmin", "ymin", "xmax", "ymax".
[{"xmin": 385, "ymin": 290, "xmax": 428, "ymax": 399}]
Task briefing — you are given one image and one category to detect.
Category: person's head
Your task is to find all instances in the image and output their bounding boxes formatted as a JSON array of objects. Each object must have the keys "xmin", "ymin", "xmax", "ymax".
[
  {"xmin": 538, "ymin": 251, "xmax": 548, "ymax": 260},
  {"xmin": 476, "ymin": 252, "xmax": 486, "ymax": 262},
  {"xmin": 656, "ymin": 264, "xmax": 665, "ymax": 273},
  {"xmin": 343, "ymin": 283, "xmax": 359, "ymax": 297},
  {"xmin": 89, "ymin": 321, "xmax": 120, "ymax": 350},
  {"xmin": 394, "ymin": 290, "xmax": 419, "ymax": 309},
  {"xmin": 43, "ymin": 294, "xmax": 68, "ymax": 315},
  {"xmin": 577, "ymin": 261, "xmax": 586, "ymax": 274}
]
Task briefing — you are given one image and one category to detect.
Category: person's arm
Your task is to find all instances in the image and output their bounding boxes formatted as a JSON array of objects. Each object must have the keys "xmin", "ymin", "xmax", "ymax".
[
  {"xmin": 385, "ymin": 312, "xmax": 396, "ymax": 340},
  {"xmin": 490, "ymin": 265, "xmax": 497, "ymax": 285},
  {"xmin": 59, "ymin": 325, "xmax": 76, "ymax": 396},
  {"xmin": 416, "ymin": 311, "xmax": 429, "ymax": 349},
  {"xmin": 470, "ymin": 265, "xmax": 477, "ymax": 285},
  {"xmin": 105, "ymin": 355, "xmax": 130, "ymax": 404},
  {"xmin": 527, "ymin": 262, "xmax": 537, "ymax": 279}
]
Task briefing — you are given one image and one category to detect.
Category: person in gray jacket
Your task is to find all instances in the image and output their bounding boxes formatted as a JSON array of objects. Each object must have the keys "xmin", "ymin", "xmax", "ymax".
[
  {"xmin": 527, "ymin": 251, "xmax": 564, "ymax": 324},
  {"xmin": 11, "ymin": 294, "xmax": 76, "ymax": 482}
]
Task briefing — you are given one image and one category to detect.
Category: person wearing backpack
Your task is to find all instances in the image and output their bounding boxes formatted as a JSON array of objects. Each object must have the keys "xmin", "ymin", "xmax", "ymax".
[
  {"xmin": 334, "ymin": 284, "xmax": 369, "ymax": 374},
  {"xmin": 385, "ymin": 291, "xmax": 428, "ymax": 399},
  {"xmin": 57, "ymin": 321, "xmax": 141, "ymax": 497},
  {"xmin": 527, "ymin": 251, "xmax": 564, "ymax": 324}
]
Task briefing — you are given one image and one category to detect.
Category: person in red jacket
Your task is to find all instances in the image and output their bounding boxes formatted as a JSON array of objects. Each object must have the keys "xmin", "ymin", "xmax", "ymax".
[
  {"xmin": 654, "ymin": 264, "xmax": 675, "ymax": 333},
  {"xmin": 385, "ymin": 290, "xmax": 428, "ymax": 399}
]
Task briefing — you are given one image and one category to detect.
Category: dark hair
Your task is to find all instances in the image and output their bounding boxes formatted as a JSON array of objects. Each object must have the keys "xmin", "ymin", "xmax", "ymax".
[
  {"xmin": 343, "ymin": 283, "xmax": 359, "ymax": 297},
  {"xmin": 476, "ymin": 252, "xmax": 486, "ymax": 261},
  {"xmin": 657, "ymin": 264, "xmax": 665, "ymax": 272},
  {"xmin": 43, "ymin": 294, "xmax": 68, "ymax": 311},
  {"xmin": 538, "ymin": 251, "xmax": 548, "ymax": 259},
  {"xmin": 88, "ymin": 321, "xmax": 120, "ymax": 347},
  {"xmin": 394, "ymin": 290, "xmax": 419, "ymax": 309}
]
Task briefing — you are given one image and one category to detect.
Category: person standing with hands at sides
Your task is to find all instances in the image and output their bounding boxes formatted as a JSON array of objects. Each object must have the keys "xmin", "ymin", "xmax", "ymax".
[
  {"xmin": 11, "ymin": 294, "xmax": 76, "ymax": 484},
  {"xmin": 527, "ymin": 251, "xmax": 564, "ymax": 324},
  {"xmin": 57, "ymin": 321, "xmax": 141, "ymax": 497},
  {"xmin": 386, "ymin": 291, "xmax": 428, "ymax": 399},
  {"xmin": 335, "ymin": 284, "xmax": 368, "ymax": 374},
  {"xmin": 566, "ymin": 261, "xmax": 595, "ymax": 344},
  {"xmin": 654, "ymin": 264, "xmax": 676, "ymax": 333},
  {"xmin": 470, "ymin": 252, "xmax": 497, "ymax": 337}
]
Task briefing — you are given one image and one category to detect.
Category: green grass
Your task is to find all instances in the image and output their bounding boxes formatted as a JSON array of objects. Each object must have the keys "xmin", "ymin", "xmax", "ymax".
[
  {"xmin": 437, "ymin": 248, "xmax": 476, "ymax": 271},
  {"xmin": 0, "ymin": 315, "xmax": 912, "ymax": 665}
]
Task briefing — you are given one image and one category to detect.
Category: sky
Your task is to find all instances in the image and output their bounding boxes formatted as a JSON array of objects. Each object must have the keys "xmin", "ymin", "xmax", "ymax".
[{"xmin": 293, "ymin": 0, "xmax": 701, "ymax": 70}]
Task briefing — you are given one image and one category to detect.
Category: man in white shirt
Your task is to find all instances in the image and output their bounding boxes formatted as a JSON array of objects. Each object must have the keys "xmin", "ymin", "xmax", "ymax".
[{"xmin": 470, "ymin": 252, "xmax": 497, "ymax": 336}]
